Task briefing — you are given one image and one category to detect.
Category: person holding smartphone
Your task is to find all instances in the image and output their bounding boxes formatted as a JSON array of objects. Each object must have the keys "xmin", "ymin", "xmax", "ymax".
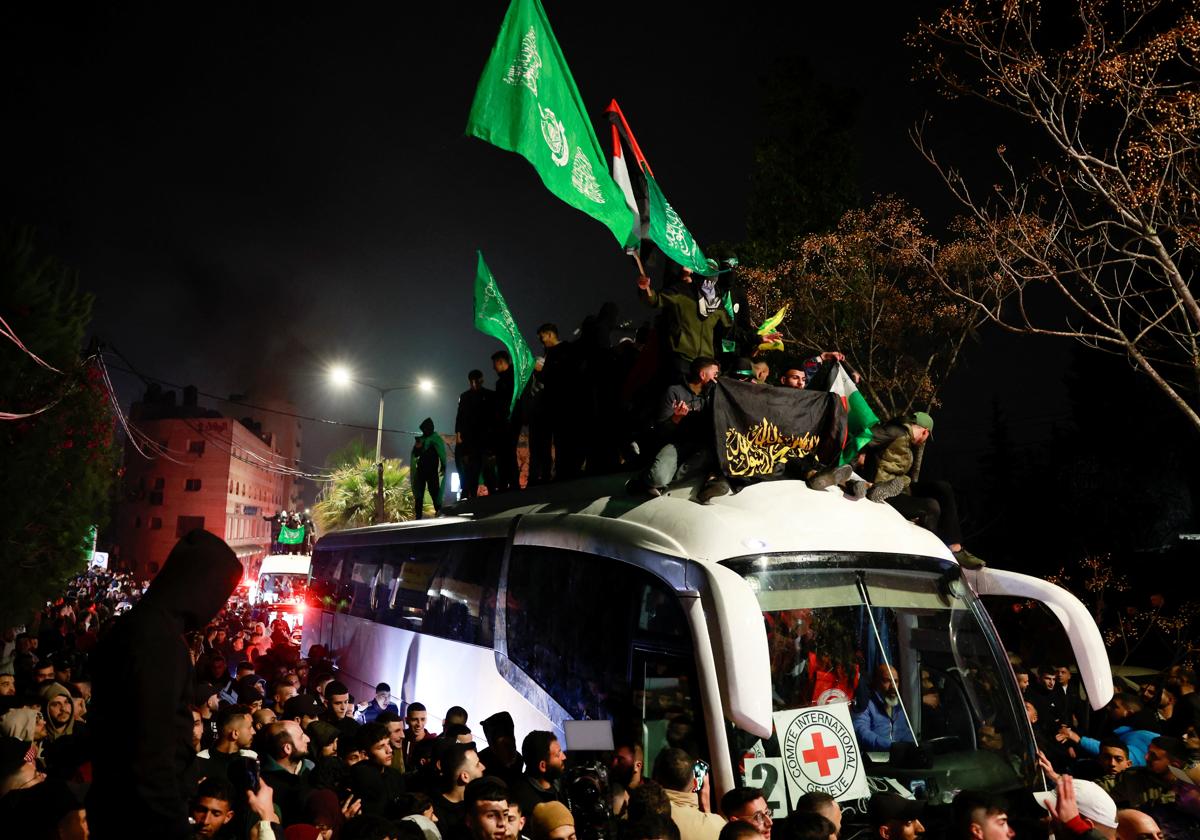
[{"xmin": 651, "ymin": 748, "xmax": 726, "ymax": 840}]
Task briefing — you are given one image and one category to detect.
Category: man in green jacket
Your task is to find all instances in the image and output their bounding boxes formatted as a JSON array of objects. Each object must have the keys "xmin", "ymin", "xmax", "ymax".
[
  {"xmin": 861, "ymin": 412, "xmax": 982, "ymax": 568},
  {"xmin": 411, "ymin": 418, "xmax": 446, "ymax": 519}
]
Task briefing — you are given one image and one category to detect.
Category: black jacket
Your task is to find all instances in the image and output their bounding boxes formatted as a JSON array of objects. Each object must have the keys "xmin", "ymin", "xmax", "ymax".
[{"xmin": 87, "ymin": 529, "xmax": 241, "ymax": 840}]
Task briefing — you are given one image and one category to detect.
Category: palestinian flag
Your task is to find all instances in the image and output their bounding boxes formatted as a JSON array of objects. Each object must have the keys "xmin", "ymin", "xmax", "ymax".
[
  {"xmin": 809, "ymin": 361, "xmax": 879, "ymax": 466},
  {"xmin": 606, "ymin": 99, "xmax": 713, "ymax": 275}
]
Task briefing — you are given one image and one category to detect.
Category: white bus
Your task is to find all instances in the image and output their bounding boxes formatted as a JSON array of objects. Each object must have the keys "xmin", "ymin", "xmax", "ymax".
[{"xmin": 302, "ymin": 475, "xmax": 1111, "ymax": 818}]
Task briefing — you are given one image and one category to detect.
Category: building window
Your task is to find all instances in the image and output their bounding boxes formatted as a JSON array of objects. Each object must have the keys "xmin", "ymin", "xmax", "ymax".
[
  {"xmin": 185, "ymin": 479, "xmax": 202, "ymax": 492},
  {"xmin": 188, "ymin": 440, "xmax": 206, "ymax": 455},
  {"xmin": 151, "ymin": 517, "xmax": 163, "ymax": 530},
  {"xmin": 176, "ymin": 515, "xmax": 205, "ymax": 537},
  {"xmin": 134, "ymin": 516, "xmax": 142, "ymax": 529},
  {"xmin": 149, "ymin": 491, "xmax": 164, "ymax": 506},
  {"xmin": 153, "ymin": 477, "xmax": 165, "ymax": 491}
]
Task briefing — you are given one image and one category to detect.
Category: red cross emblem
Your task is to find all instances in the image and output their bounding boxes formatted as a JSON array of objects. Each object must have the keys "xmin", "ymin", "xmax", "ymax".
[{"xmin": 801, "ymin": 731, "xmax": 841, "ymax": 777}]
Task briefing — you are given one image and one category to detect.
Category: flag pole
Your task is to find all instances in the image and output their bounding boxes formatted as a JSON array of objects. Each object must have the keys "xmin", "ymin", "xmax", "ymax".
[{"xmin": 629, "ymin": 250, "xmax": 646, "ymax": 276}]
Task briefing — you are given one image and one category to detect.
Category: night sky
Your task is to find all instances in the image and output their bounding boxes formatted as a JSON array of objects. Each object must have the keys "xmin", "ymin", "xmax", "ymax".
[{"xmin": 1, "ymin": 2, "xmax": 1069, "ymax": 497}]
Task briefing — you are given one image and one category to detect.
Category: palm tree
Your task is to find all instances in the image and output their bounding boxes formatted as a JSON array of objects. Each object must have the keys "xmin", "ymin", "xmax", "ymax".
[{"xmin": 313, "ymin": 456, "xmax": 428, "ymax": 531}]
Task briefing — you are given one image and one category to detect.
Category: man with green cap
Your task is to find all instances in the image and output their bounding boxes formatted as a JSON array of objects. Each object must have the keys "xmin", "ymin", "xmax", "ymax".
[{"xmin": 861, "ymin": 412, "xmax": 983, "ymax": 568}]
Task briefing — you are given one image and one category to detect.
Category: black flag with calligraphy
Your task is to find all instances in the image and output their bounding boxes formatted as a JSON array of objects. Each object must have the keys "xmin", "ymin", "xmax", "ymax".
[{"xmin": 712, "ymin": 379, "xmax": 846, "ymax": 481}]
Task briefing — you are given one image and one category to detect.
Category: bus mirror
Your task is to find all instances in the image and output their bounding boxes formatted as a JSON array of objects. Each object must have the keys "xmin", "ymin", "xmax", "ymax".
[
  {"xmin": 963, "ymin": 568, "xmax": 1113, "ymax": 711},
  {"xmin": 704, "ymin": 563, "xmax": 773, "ymax": 738}
]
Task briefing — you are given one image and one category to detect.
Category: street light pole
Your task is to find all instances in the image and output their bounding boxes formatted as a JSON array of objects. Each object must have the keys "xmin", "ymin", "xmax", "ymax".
[
  {"xmin": 374, "ymin": 389, "xmax": 386, "ymax": 525},
  {"xmin": 328, "ymin": 366, "xmax": 436, "ymax": 526}
]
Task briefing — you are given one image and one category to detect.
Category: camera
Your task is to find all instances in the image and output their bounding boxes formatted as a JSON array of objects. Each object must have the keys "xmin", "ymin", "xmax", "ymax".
[{"xmin": 563, "ymin": 761, "xmax": 612, "ymax": 840}]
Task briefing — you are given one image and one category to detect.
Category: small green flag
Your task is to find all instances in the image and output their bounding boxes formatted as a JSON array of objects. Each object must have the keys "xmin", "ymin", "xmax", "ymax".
[
  {"xmin": 467, "ymin": 0, "xmax": 635, "ymax": 248},
  {"xmin": 474, "ymin": 252, "xmax": 535, "ymax": 418},
  {"xmin": 644, "ymin": 169, "xmax": 712, "ymax": 276},
  {"xmin": 278, "ymin": 524, "xmax": 305, "ymax": 545}
]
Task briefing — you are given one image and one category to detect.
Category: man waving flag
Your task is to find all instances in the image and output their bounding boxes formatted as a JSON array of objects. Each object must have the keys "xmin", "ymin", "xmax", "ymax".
[{"xmin": 467, "ymin": 0, "xmax": 635, "ymax": 249}]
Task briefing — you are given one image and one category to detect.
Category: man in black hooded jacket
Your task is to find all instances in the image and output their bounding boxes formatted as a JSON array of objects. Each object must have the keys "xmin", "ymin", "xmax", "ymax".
[{"xmin": 87, "ymin": 529, "xmax": 242, "ymax": 839}]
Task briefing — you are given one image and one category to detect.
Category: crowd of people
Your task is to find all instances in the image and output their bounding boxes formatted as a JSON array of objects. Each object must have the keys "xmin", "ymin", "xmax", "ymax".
[
  {"xmin": 2, "ymin": 529, "xmax": 1200, "ymax": 840},
  {"xmin": 440, "ymin": 261, "xmax": 978, "ymax": 567}
]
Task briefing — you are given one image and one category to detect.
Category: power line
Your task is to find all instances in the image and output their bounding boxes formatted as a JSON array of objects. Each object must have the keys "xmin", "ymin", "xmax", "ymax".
[{"xmin": 100, "ymin": 348, "xmax": 423, "ymax": 437}]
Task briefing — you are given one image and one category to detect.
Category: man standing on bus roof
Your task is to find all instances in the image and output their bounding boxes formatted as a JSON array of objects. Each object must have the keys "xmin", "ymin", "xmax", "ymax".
[
  {"xmin": 513, "ymin": 731, "xmax": 567, "ymax": 820},
  {"xmin": 853, "ymin": 664, "xmax": 915, "ymax": 752},
  {"xmin": 412, "ymin": 419, "xmax": 447, "ymax": 520},
  {"xmin": 456, "ymin": 370, "xmax": 494, "ymax": 500}
]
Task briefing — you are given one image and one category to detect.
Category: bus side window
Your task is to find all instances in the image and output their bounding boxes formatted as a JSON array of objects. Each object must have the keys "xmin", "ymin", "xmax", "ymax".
[
  {"xmin": 506, "ymin": 546, "xmax": 693, "ymax": 727},
  {"xmin": 309, "ymin": 550, "xmax": 344, "ymax": 607},
  {"xmin": 424, "ymin": 539, "xmax": 503, "ymax": 647},
  {"xmin": 347, "ymin": 547, "xmax": 387, "ymax": 620},
  {"xmin": 507, "ymin": 546, "xmax": 634, "ymax": 721},
  {"xmin": 378, "ymin": 543, "xmax": 443, "ymax": 631}
]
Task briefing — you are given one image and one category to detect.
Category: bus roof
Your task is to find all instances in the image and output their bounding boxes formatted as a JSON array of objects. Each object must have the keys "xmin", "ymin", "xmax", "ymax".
[
  {"xmin": 258, "ymin": 554, "xmax": 313, "ymax": 576},
  {"xmin": 317, "ymin": 474, "xmax": 955, "ymax": 566}
]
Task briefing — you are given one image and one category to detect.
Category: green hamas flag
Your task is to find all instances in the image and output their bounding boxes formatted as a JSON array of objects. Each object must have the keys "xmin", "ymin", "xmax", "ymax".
[
  {"xmin": 278, "ymin": 524, "xmax": 305, "ymax": 545},
  {"xmin": 644, "ymin": 169, "xmax": 712, "ymax": 276},
  {"xmin": 467, "ymin": 0, "xmax": 635, "ymax": 248},
  {"xmin": 474, "ymin": 252, "xmax": 535, "ymax": 418}
]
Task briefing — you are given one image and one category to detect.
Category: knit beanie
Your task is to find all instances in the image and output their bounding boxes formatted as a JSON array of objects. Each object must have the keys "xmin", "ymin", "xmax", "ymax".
[{"xmin": 528, "ymin": 802, "xmax": 574, "ymax": 840}]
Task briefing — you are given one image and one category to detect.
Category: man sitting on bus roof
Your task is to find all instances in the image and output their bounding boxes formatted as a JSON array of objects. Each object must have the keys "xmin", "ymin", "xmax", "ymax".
[
  {"xmin": 627, "ymin": 356, "xmax": 724, "ymax": 501},
  {"xmin": 852, "ymin": 664, "xmax": 915, "ymax": 752}
]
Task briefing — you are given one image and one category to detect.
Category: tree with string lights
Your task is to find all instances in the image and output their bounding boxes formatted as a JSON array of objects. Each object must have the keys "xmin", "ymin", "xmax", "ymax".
[
  {"xmin": 910, "ymin": 0, "xmax": 1200, "ymax": 432},
  {"xmin": 740, "ymin": 196, "xmax": 1001, "ymax": 419},
  {"xmin": 0, "ymin": 227, "xmax": 118, "ymax": 626}
]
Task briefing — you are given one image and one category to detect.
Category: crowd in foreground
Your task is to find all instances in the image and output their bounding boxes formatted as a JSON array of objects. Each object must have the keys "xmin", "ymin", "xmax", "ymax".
[{"xmin": 2, "ymin": 529, "xmax": 1199, "ymax": 840}]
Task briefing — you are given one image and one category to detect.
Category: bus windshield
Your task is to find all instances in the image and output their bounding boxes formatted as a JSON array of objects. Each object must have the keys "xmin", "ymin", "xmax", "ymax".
[{"xmin": 730, "ymin": 561, "xmax": 1035, "ymax": 800}]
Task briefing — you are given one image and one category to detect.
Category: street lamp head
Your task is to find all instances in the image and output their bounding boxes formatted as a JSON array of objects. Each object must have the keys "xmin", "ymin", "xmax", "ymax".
[
  {"xmin": 417, "ymin": 378, "xmax": 434, "ymax": 393},
  {"xmin": 329, "ymin": 365, "xmax": 353, "ymax": 388}
]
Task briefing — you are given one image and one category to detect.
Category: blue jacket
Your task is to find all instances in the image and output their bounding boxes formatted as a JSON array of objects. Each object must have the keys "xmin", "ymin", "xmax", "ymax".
[
  {"xmin": 852, "ymin": 692, "xmax": 915, "ymax": 751},
  {"xmin": 1078, "ymin": 725, "xmax": 1158, "ymax": 767},
  {"xmin": 360, "ymin": 701, "xmax": 399, "ymax": 724}
]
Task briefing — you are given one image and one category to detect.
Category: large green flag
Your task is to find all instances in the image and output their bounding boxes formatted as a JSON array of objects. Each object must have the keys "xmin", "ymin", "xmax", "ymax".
[
  {"xmin": 278, "ymin": 524, "xmax": 305, "ymax": 545},
  {"xmin": 467, "ymin": 0, "xmax": 635, "ymax": 248},
  {"xmin": 474, "ymin": 252, "xmax": 535, "ymax": 418}
]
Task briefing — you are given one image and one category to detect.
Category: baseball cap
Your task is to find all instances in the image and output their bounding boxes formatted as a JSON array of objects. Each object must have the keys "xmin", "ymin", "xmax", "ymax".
[
  {"xmin": 868, "ymin": 792, "xmax": 924, "ymax": 825},
  {"xmin": 912, "ymin": 411, "xmax": 934, "ymax": 436},
  {"xmin": 1033, "ymin": 779, "xmax": 1117, "ymax": 829}
]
